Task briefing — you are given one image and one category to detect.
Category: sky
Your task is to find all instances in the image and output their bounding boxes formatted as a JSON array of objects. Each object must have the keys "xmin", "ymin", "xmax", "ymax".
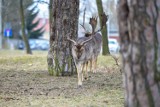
[{"xmin": 35, "ymin": 0, "xmax": 49, "ymax": 18}]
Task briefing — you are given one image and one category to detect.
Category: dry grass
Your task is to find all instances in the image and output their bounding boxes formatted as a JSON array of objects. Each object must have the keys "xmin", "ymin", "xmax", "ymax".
[{"xmin": 0, "ymin": 50, "xmax": 124, "ymax": 107}]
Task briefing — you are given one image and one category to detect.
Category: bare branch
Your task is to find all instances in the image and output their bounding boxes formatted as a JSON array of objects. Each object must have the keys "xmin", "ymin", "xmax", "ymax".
[
  {"xmin": 80, "ymin": 7, "xmax": 88, "ymax": 33},
  {"xmin": 34, "ymin": 0, "xmax": 50, "ymax": 5},
  {"xmin": 83, "ymin": 7, "xmax": 86, "ymax": 26},
  {"xmin": 111, "ymin": 55, "xmax": 119, "ymax": 66}
]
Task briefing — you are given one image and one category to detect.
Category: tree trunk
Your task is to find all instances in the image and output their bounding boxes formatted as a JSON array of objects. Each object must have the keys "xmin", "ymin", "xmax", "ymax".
[
  {"xmin": 118, "ymin": 0, "xmax": 160, "ymax": 107},
  {"xmin": 19, "ymin": 0, "xmax": 32, "ymax": 54},
  {"xmin": 0, "ymin": 0, "xmax": 2, "ymax": 49},
  {"xmin": 47, "ymin": 0, "xmax": 79, "ymax": 76},
  {"xmin": 49, "ymin": 0, "xmax": 53, "ymax": 36},
  {"xmin": 96, "ymin": 0, "xmax": 110, "ymax": 55}
]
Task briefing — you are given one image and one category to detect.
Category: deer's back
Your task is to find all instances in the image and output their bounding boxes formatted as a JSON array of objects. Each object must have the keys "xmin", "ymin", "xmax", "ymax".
[{"xmin": 92, "ymin": 33, "xmax": 102, "ymax": 56}]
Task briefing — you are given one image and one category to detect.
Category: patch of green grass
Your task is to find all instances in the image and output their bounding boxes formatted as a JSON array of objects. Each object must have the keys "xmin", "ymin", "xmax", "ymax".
[
  {"xmin": 98, "ymin": 54, "xmax": 120, "ymax": 68},
  {"xmin": 98, "ymin": 55, "xmax": 115, "ymax": 67},
  {"xmin": 0, "ymin": 50, "xmax": 47, "ymax": 71}
]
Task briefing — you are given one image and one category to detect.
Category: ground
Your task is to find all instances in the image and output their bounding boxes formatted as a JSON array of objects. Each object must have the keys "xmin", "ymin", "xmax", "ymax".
[{"xmin": 0, "ymin": 50, "xmax": 124, "ymax": 107}]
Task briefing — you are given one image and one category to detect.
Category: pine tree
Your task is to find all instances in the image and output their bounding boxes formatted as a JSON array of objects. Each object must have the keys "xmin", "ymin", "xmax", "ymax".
[{"xmin": 26, "ymin": 6, "xmax": 44, "ymax": 39}]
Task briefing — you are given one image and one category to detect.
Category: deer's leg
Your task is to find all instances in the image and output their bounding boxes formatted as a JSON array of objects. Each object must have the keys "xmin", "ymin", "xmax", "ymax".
[
  {"xmin": 89, "ymin": 59, "xmax": 92, "ymax": 72},
  {"xmin": 81, "ymin": 63, "xmax": 85, "ymax": 82},
  {"xmin": 84, "ymin": 61, "xmax": 88, "ymax": 80},
  {"xmin": 77, "ymin": 64, "xmax": 82, "ymax": 86},
  {"xmin": 93, "ymin": 57, "xmax": 97, "ymax": 73},
  {"xmin": 95, "ymin": 57, "xmax": 97, "ymax": 69},
  {"xmin": 91, "ymin": 58, "xmax": 96, "ymax": 73}
]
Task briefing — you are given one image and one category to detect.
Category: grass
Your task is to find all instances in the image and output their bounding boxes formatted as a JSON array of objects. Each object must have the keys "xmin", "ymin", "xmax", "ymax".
[
  {"xmin": 0, "ymin": 50, "xmax": 124, "ymax": 107},
  {"xmin": 0, "ymin": 50, "xmax": 47, "ymax": 71}
]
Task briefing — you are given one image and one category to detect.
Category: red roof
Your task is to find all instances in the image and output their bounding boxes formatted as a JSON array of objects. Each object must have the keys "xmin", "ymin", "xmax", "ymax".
[{"xmin": 33, "ymin": 17, "xmax": 50, "ymax": 32}]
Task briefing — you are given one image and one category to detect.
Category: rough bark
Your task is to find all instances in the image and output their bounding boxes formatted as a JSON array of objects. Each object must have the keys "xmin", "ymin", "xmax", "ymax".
[
  {"xmin": 0, "ymin": 0, "xmax": 2, "ymax": 49},
  {"xmin": 96, "ymin": 0, "xmax": 110, "ymax": 55},
  {"xmin": 49, "ymin": 0, "xmax": 53, "ymax": 36},
  {"xmin": 47, "ymin": 0, "xmax": 79, "ymax": 76},
  {"xmin": 19, "ymin": 0, "xmax": 32, "ymax": 54},
  {"xmin": 118, "ymin": 0, "xmax": 160, "ymax": 107}
]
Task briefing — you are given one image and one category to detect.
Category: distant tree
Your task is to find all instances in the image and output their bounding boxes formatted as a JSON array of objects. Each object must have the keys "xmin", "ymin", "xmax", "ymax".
[
  {"xmin": 2, "ymin": 0, "xmax": 32, "ymax": 38},
  {"xmin": 1, "ymin": 0, "xmax": 32, "ymax": 48},
  {"xmin": 49, "ymin": 0, "xmax": 53, "ymax": 36},
  {"xmin": 96, "ymin": 0, "xmax": 110, "ymax": 55},
  {"xmin": 26, "ymin": 6, "xmax": 44, "ymax": 39},
  {"xmin": 47, "ymin": 0, "xmax": 79, "ymax": 76},
  {"xmin": 0, "ymin": 0, "xmax": 2, "ymax": 49},
  {"xmin": 19, "ymin": 0, "xmax": 32, "ymax": 54},
  {"xmin": 105, "ymin": 0, "xmax": 118, "ymax": 32}
]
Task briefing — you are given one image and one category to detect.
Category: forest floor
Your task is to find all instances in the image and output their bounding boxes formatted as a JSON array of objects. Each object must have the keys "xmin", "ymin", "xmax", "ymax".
[{"xmin": 0, "ymin": 50, "xmax": 124, "ymax": 107}]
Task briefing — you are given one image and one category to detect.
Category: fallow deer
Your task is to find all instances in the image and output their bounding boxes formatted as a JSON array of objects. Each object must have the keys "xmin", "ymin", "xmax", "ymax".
[
  {"xmin": 67, "ymin": 13, "xmax": 108, "ymax": 86},
  {"xmin": 67, "ymin": 36, "xmax": 94, "ymax": 86},
  {"xmin": 82, "ymin": 13, "xmax": 109, "ymax": 73}
]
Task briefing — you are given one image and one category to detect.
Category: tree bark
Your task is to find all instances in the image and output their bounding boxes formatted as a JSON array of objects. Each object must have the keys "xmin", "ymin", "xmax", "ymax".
[
  {"xmin": 47, "ymin": 0, "xmax": 79, "ymax": 76},
  {"xmin": 118, "ymin": 0, "xmax": 160, "ymax": 107},
  {"xmin": 49, "ymin": 0, "xmax": 53, "ymax": 37},
  {"xmin": 19, "ymin": 0, "xmax": 32, "ymax": 54},
  {"xmin": 0, "ymin": 0, "xmax": 2, "ymax": 49},
  {"xmin": 96, "ymin": 0, "xmax": 110, "ymax": 55}
]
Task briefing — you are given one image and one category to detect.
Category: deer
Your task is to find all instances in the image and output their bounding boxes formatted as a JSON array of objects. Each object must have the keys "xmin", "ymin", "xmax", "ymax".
[
  {"xmin": 67, "ymin": 36, "xmax": 94, "ymax": 86},
  {"xmin": 67, "ymin": 13, "xmax": 108, "ymax": 86},
  {"xmin": 81, "ymin": 13, "xmax": 109, "ymax": 73}
]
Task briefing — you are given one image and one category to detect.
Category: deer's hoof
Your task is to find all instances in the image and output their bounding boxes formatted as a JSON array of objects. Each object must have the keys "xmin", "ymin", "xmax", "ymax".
[
  {"xmin": 84, "ymin": 77, "xmax": 88, "ymax": 80},
  {"xmin": 77, "ymin": 85, "xmax": 83, "ymax": 89}
]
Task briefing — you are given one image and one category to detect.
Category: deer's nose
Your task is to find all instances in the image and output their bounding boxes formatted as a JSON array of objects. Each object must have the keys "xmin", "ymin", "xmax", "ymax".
[{"xmin": 77, "ymin": 55, "xmax": 81, "ymax": 59}]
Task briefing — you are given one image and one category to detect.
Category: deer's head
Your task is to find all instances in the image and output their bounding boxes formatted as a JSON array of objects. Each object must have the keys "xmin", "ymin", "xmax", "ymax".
[{"xmin": 67, "ymin": 37, "xmax": 92, "ymax": 59}]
